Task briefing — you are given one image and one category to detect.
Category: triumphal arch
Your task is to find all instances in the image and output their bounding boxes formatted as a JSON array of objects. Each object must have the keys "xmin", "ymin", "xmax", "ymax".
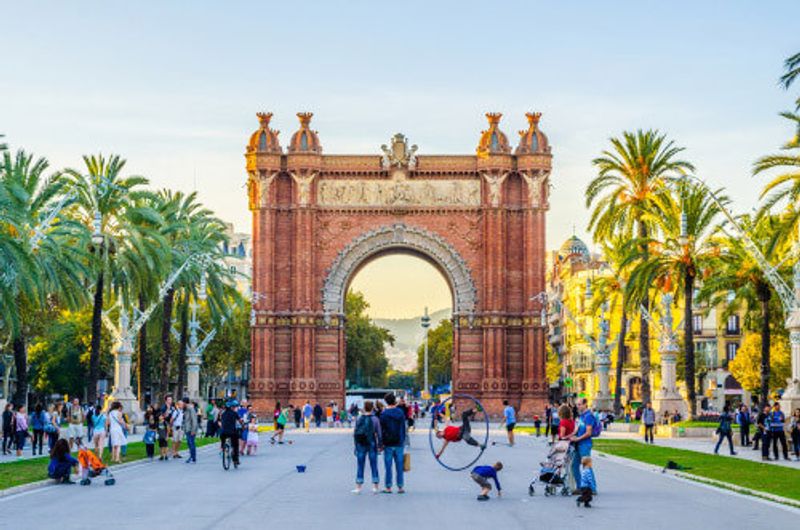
[{"xmin": 245, "ymin": 111, "xmax": 551, "ymax": 416}]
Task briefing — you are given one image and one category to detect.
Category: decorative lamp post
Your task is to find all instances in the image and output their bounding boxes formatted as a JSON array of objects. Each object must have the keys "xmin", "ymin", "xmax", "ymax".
[
  {"xmin": 643, "ymin": 294, "xmax": 687, "ymax": 416},
  {"xmin": 421, "ymin": 307, "xmax": 431, "ymax": 398}
]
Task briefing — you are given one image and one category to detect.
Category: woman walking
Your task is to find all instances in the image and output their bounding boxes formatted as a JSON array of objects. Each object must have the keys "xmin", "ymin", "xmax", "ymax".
[
  {"xmin": 45, "ymin": 404, "xmax": 60, "ymax": 451},
  {"xmin": 714, "ymin": 405, "xmax": 737, "ymax": 456},
  {"xmin": 352, "ymin": 400, "xmax": 382, "ymax": 494},
  {"xmin": 557, "ymin": 404, "xmax": 577, "ymax": 492},
  {"xmin": 790, "ymin": 408, "xmax": 800, "ymax": 461},
  {"xmin": 107, "ymin": 402, "xmax": 128, "ymax": 463},
  {"xmin": 91, "ymin": 406, "xmax": 107, "ymax": 460},
  {"xmin": 30, "ymin": 403, "xmax": 46, "ymax": 456},
  {"xmin": 13, "ymin": 405, "xmax": 29, "ymax": 457}
]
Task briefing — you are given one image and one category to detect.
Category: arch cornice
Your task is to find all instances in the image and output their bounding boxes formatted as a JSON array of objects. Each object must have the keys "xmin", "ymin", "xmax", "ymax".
[{"xmin": 321, "ymin": 223, "xmax": 477, "ymax": 317}]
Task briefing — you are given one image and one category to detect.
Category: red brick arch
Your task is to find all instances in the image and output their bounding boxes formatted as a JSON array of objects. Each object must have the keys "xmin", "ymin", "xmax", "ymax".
[{"xmin": 246, "ymin": 115, "xmax": 551, "ymax": 416}]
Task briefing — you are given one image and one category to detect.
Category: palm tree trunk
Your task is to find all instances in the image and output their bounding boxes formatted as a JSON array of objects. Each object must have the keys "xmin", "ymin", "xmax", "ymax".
[
  {"xmin": 638, "ymin": 220, "xmax": 652, "ymax": 404},
  {"xmin": 11, "ymin": 335, "xmax": 27, "ymax": 406},
  {"xmin": 87, "ymin": 271, "xmax": 104, "ymax": 405},
  {"xmin": 684, "ymin": 272, "xmax": 697, "ymax": 419},
  {"xmin": 757, "ymin": 282, "xmax": 771, "ymax": 407},
  {"xmin": 614, "ymin": 310, "xmax": 627, "ymax": 416},
  {"xmin": 175, "ymin": 296, "xmax": 189, "ymax": 397},
  {"xmin": 137, "ymin": 294, "xmax": 148, "ymax": 405},
  {"xmin": 159, "ymin": 287, "xmax": 175, "ymax": 399}
]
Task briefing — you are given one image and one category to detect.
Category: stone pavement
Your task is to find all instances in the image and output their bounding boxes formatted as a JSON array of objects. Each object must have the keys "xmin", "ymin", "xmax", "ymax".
[{"xmin": 1, "ymin": 431, "xmax": 796, "ymax": 530}]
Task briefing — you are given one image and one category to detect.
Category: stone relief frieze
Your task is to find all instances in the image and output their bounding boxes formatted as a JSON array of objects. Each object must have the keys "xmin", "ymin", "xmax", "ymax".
[{"xmin": 318, "ymin": 178, "xmax": 480, "ymax": 207}]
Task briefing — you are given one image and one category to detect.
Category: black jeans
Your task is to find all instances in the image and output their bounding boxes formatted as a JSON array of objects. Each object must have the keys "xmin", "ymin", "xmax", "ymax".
[
  {"xmin": 760, "ymin": 431, "xmax": 771, "ymax": 458},
  {"xmin": 2, "ymin": 427, "xmax": 13, "ymax": 453},
  {"xmin": 770, "ymin": 431, "xmax": 789, "ymax": 460},
  {"xmin": 458, "ymin": 410, "xmax": 480, "ymax": 447},
  {"xmin": 644, "ymin": 424, "xmax": 655, "ymax": 443},
  {"xmin": 714, "ymin": 430, "xmax": 735, "ymax": 454},
  {"xmin": 146, "ymin": 443, "xmax": 155, "ymax": 458},
  {"xmin": 791, "ymin": 429, "xmax": 800, "ymax": 457},
  {"xmin": 32, "ymin": 429, "xmax": 44, "ymax": 455},
  {"xmin": 739, "ymin": 425, "xmax": 750, "ymax": 446},
  {"xmin": 220, "ymin": 433, "xmax": 240, "ymax": 464}
]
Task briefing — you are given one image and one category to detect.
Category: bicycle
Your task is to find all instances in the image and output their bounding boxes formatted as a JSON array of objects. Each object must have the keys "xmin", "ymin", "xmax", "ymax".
[{"xmin": 221, "ymin": 438, "xmax": 232, "ymax": 470}]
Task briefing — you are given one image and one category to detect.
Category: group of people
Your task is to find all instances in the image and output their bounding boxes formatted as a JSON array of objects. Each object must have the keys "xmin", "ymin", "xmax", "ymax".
[
  {"xmin": 143, "ymin": 395, "xmax": 201, "ymax": 463},
  {"xmin": 715, "ymin": 402, "xmax": 800, "ymax": 460}
]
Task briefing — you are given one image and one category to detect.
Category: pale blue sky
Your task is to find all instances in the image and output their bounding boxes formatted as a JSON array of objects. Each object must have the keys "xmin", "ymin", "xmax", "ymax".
[{"xmin": 1, "ymin": 1, "xmax": 798, "ymax": 317}]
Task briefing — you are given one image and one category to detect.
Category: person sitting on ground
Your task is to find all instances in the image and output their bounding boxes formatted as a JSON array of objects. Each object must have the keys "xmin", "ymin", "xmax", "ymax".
[
  {"xmin": 48, "ymin": 438, "xmax": 78, "ymax": 484},
  {"xmin": 471, "ymin": 462, "xmax": 502, "ymax": 501},
  {"xmin": 434, "ymin": 408, "xmax": 485, "ymax": 458},
  {"xmin": 576, "ymin": 456, "xmax": 596, "ymax": 508}
]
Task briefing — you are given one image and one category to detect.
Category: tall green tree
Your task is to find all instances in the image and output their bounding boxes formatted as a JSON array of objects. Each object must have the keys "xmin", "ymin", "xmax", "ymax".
[
  {"xmin": 416, "ymin": 318, "xmax": 453, "ymax": 391},
  {"xmin": 587, "ymin": 130, "xmax": 694, "ymax": 404},
  {"xmin": 1, "ymin": 150, "xmax": 87, "ymax": 404},
  {"xmin": 624, "ymin": 179, "xmax": 724, "ymax": 418},
  {"xmin": 345, "ymin": 291, "xmax": 393, "ymax": 388}
]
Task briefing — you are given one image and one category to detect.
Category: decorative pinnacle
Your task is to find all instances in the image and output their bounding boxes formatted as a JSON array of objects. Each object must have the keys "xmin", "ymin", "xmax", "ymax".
[
  {"xmin": 485, "ymin": 112, "xmax": 503, "ymax": 125},
  {"xmin": 526, "ymin": 112, "xmax": 542, "ymax": 126},
  {"xmin": 297, "ymin": 112, "xmax": 314, "ymax": 127},
  {"xmin": 257, "ymin": 112, "xmax": 273, "ymax": 127}
]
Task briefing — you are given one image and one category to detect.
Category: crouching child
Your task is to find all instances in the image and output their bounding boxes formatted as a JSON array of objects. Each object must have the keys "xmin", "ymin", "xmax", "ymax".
[{"xmin": 471, "ymin": 462, "xmax": 503, "ymax": 501}]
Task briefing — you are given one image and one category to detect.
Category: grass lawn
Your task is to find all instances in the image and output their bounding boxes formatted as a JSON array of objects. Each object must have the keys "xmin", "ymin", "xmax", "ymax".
[
  {"xmin": 671, "ymin": 420, "xmax": 739, "ymax": 430},
  {"xmin": 594, "ymin": 439, "xmax": 800, "ymax": 502},
  {"xmin": 0, "ymin": 437, "xmax": 218, "ymax": 491}
]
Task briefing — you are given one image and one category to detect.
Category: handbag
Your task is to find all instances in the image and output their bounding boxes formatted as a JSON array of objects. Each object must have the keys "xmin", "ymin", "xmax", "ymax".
[
  {"xmin": 403, "ymin": 452, "xmax": 411, "ymax": 472},
  {"xmin": 143, "ymin": 430, "xmax": 156, "ymax": 444}
]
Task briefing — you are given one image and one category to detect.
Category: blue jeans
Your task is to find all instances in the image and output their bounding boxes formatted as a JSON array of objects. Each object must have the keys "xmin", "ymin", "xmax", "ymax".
[
  {"xmin": 186, "ymin": 433, "xmax": 197, "ymax": 461},
  {"xmin": 572, "ymin": 442, "xmax": 597, "ymax": 493},
  {"xmin": 355, "ymin": 444, "xmax": 379, "ymax": 485},
  {"xmin": 383, "ymin": 445, "xmax": 404, "ymax": 489}
]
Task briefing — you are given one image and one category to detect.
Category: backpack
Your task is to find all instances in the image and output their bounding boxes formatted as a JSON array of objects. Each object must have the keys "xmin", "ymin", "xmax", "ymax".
[
  {"xmin": 588, "ymin": 413, "xmax": 602, "ymax": 438},
  {"xmin": 354, "ymin": 415, "xmax": 374, "ymax": 446}
]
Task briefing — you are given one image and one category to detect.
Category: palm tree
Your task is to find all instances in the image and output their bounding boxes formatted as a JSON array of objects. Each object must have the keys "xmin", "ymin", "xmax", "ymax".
[
  {"xmin": 624, "ymin": 179, "xmax": 725, "ymax": 418},
  {"xmin": 63, "ymin": 155, "xmax": 161, "ymax": 404},
  {"xmin": 699, "ymin": 215, "xmax": 789, "ymax": 405},
  {"xmin": 587, "ymin": 130, "xmax": 695, "ymax": 404},
  {"xmin": 780, "ymin": 51, "xmax": 800, "ymax": 108},
  {"xmin": 0, "ymin": 150, "xmax": 87, "ymax": 405}
]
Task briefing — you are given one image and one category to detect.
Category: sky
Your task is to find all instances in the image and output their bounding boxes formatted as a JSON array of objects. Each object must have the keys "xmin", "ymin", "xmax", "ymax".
[{"xmin": 1, "ymin": 1, "xmax": 798, "ymax": 318}]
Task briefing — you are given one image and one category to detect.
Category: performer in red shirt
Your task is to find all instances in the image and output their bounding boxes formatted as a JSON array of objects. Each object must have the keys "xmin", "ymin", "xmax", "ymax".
[{"xmin": 434, "ymin": 409, "xmax": 485, "ymax": 458}]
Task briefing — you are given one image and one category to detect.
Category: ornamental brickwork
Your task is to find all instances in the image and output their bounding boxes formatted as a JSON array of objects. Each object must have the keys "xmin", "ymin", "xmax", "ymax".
[{"xmin": 246, "ymin": 112, "xmax": 552, "ymax": 417}]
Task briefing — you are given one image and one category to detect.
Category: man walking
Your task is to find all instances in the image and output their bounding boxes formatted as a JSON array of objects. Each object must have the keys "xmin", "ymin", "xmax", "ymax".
[
  {"xmin": 503, "ymin": 400, "xmax": 516, "ymax": 447},
  {"xmin": 67, "ymin": 398, "xmax": 85, "ymax": 451},
  {"xmin": 642, "ymin": 401, "xmax": 656, "ymax": 444},
  {"xmin": 736, "ymin": 404, "xmax": 751, "ymax": 447},
  {"xmin": 570, "ymin": 398, "xmax": 597, "ymax": 495},
  {"xmin": 303, "ymin": 401, "xmax": 313, "ymax": 432},
  {"xmin": 769, "ymin": 402, "xmax": 790, "ymax": 461},
  {"xmin": 756, "ymin": 404, "xmax": 771, "ymax": 460},
  {"xmin": 182, "ymin": 398, "xmax": 198, "ymax": 463},
  {"xmin": 170, "ymin": 399, "xmax": 184, "ymax": 459},
  {"xmin": 380, "ymin": 393, "xmax": 407, "ymax": 494}
]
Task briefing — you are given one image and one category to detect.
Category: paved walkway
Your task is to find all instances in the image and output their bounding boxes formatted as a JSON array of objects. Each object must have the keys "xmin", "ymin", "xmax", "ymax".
[
  {"xmin": 1, "ymin": 431, "xmax": 796, "ymax": 529},
  {"xmin": 0, "ymin": 431, "xmax": 144, "ymax": 463}
]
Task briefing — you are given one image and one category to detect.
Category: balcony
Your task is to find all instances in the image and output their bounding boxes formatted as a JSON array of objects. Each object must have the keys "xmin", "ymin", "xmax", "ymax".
[{"xmin": 724, "ymin": 327, "xmax": 741, "ymax": 336}]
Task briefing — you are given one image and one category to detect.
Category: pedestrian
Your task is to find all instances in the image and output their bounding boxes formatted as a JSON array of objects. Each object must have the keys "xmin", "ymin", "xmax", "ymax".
[
  {"xmin": 557, "ymin": 404, "xmax": 577, "ymax": 492},
  {"xmin": 157, "ymin": 407, "xmax": 170, "ymax": 461},
  {"xmin": 340, "ymin": 407, "xmax": 350, "ymax": 428},
  {"xmin": 544, "ymin": 403, "xmax": 552, "ymax": 439},
  {"xmin": 576, "ymin": 457, "xmax": 596, "ymax": 508},
  {"xmin": 270, "ymin": 406, "xmax": 288, "ymax": 444},
  {"xmin": 471, "ymin": 462, "xmax": 503, "ymax": 501},
  {"xmin": 502, "ymin": 400, "xmax": 516, "ymax": 447},
  {"xmin": 273, "ymin": 401, "xmax": 282, "ymax": 430},
  {"xmin": 713, "ymin": 405, "xmax": 737, "ymax": 455},
  {"xmin": 303, "ymin": 401, "xmax": 313, "ymax": 432},
  {"xmin": 533, "ymin": 415, "xmax": 541, "ymax": 437},
  {"xmin": 245, "ymin": 416, "xmax": 259, "ymax": 455},
  {"xmin": 170, "ymin": 399, "xmax": 184, "ymax": 459},
  {"xmin": 85, "ymin": 402, "xmax": 95, "ymax": 441},
  {"xmin": 2, "ymin": 403, "xmax": 13, "ymax": 455},
  {"xmin": 218, "ymin": 400, "xmax": 242, "ymax": 467},
  {"xmin": 91, "ymin": 405, "xmax": 107, "ymax": 461},
  {"xmin": 352, "ymin": 400, "xmax": 382, "ymax": 494},
  {"xmin": 144, "ymin": 405, "xmax": 157, "ymax": 460},
  {"xmin": 313, "ymin": 403, "xmax": 323, "ymax": 428},
  {"xmin": 107, "ymin": 401, "xmax": 128, "ymax": 464},
  {"xmin": 768, "ymin": 402, "xmax": 790, "ymax": 461},
  {"xmin": 205, "ymin": 401, "xmax": 216, "ymax": 437},
  {"xmin": 550, "ymin": 405, "xmax": 560, "ymax": 444},
  {"xmin": 790, "ymin": 408, "xmax": 800, "ymax": 461},
  {"xmin": 293, "ymin": 404, "xmax": 302, "ymax": 429},
  {"xmin": 183, "ymin": 398, "xmax": 199, "ymax": 463},
  {"xmin": 326, "ymin": 403, "xmax": 334, "ymax": 428},
  {"xmin": 44, "ymin": 404, "xmax": 60, "ymax": 451},
  {"xmin": 736, "ymin": 404, "xmax": 751, "ymax": 447},
  {"xmin": 379, "ymin": 393, "xmax": 407, "ymax": 494},
  {"xmin": 30, "ymin": 403, "xmax": 46, "ymax": 456},
  {"xmin": 570, "ymin": 399, "xmax": 597, "ymax": 495},
  {"xmin": 13, "ymin": 404, "xmax": 29, "ymax": 457},
  {"xmin": 48, "ymin": 438, "xmax": 78, "ymax": 484},
  {"xmin": 66, "ymin": 398, "xmax": 84, "ymax": 451},
  {"xmin": 624, "ymin": 403, "xmax": 632, "ymax": 423},
  {"xmin": 642, "ymin": 401, "xmax": 656, "ymax": 444},
  {"xmin": 754, "ymin": 404, "xmax": 770, "ymax": 459}
]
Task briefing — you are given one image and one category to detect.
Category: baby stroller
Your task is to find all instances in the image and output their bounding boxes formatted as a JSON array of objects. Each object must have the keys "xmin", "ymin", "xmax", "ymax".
[
  {"xmin": 529, "ymin": 440, "xmax": 572, "ymax": 496},
  {"xmin": 77, "ymin": 445, "xmax": 116, "ymax": 486}
]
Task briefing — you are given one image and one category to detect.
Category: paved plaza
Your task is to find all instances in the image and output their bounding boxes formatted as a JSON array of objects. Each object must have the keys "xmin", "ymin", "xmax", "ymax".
[{"xmin": 1, "ymin": 431, "xmax": 796, "ymax": 530}]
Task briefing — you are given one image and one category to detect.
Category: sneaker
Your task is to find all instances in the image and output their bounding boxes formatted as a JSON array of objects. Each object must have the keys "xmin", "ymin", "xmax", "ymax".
[
  {"xmin": 381, "ymin": 489, "xmax": 392, "ymax": 494},
  {"xmin": 731, "ymin": 452, "xmax": 737, "ymax": 456},
  {"xmin": 351, "ymin": 488, "xmax": 362, "ymax": 495},
  {"xmin": 397, "ymin": 488, "xmax": 405, "ymax": 494},
  {"xmin": 173, "ymin": 454, "xmax": 182, "ymax": 459},
  {"xmin": 477, "ymin": 494, "xmax": 489, "ymax": 501},
  {"xmin": 372, "ymin": 485, "xmax": 380, "ymax": 494}
]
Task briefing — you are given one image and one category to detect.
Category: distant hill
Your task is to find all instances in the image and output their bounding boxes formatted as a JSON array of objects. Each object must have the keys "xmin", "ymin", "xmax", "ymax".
[{"xmin": 373, "ymin": 308, "xmax": 452, "ymax": 372}]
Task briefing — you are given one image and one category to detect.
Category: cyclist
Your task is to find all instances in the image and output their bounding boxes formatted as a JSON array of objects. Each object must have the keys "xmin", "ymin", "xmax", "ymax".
[{"xmin": 218, "ymin": 399, "xmax": 243, "ymax": 468}]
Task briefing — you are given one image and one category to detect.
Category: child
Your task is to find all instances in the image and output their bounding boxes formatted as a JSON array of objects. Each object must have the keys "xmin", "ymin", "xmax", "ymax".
[
  {"xmin": 577, "ymin": 456, "xmax": 596, "ymax": 508},
  {"xmin": 270, "ymin": 408, "xmax": 288, "ymax": 444},
  {"xmin": 533, "ymin": 415, "xmax": 542, "ymax": 437},
  {"xmin": 48, "ymin": 439, "xmax": 78, "ymax": 484},
  {"xmin": 246, "ymin": 416, "xmax": 259, "ymax": 455},
  {"xmin": 435, "ymin": 409, "xmax": 485, "ymax": 459},
  {"xmin": 471, "ymin": 462, "xmax": 502, "ymax": 501}
]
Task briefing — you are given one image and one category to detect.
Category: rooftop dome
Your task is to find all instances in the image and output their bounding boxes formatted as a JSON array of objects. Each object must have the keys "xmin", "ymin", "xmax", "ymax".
[
  {"xmin": 559, "ymin": 235, "xmax": 590, "ymax": 263},
  {"xmin": 476, "ymin": 112, "xmax": 511, "ymax": 158},
  {"xmin": 247, "ymin": 112, "xmax": 282, "ymax": 154},
  {"xmin": 515, "ymin": 112, "xmax": 550, "ymax": 155},
  {"xmin": 288, "ymin": 112, "xmax": 322, "ymax": 154}
]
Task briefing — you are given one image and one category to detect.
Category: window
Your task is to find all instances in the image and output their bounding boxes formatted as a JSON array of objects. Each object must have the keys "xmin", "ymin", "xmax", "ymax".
[
  {"xmin": 726, "ymin": 342, "xmax": 739, "ymax": 361},
  {"xmin": 692, "ymin": 314, "xmax": 703, "ymax": 334},
  {"xmin": 726, "ymin": 315, "xmax": 740, "ymax": 335}
]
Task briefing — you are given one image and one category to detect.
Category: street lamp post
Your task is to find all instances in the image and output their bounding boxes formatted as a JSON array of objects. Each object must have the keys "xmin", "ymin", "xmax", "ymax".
[
  {"xmin": 642, "ymin": 294, "xmax": 687, "ymax": 416},
  {"xmin": 421, "ymin": 307, "xmax": 431, "ymax": 398}
]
